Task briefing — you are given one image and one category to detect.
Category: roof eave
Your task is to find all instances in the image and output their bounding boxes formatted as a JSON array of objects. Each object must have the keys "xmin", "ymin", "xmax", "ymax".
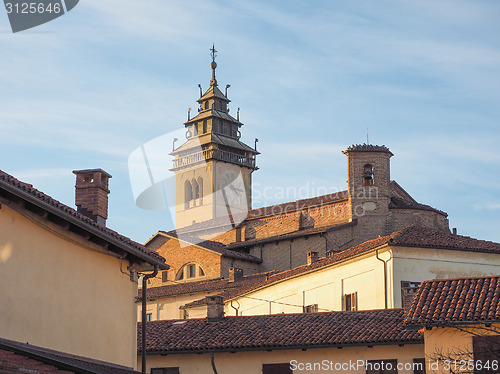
[
  {"xmin": 0, "ymin": 180, "xmax": 168, "ymax": 271},
  {"xmin": 141, "ymin": 339, "xmax": 423, "ymax": 356}
]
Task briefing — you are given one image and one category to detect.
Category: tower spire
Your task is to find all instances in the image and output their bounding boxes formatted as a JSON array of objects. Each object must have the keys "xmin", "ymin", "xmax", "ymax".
[{"xmin": 210, "ymin": 44, "xmax": 218, "ymax": 87}]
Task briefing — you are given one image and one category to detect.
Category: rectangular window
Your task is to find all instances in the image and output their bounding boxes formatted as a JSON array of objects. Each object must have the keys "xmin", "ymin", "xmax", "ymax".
[
  {"xmin": 203, "ymin": 120, "xmax": 207, "ymax": 134},
  {"xmin": 343, "ymin": 292, "xmax": 358, "ymax": 311},
  {"xmin": 146, "ymin": 313, "xmax": 152, "ymax": 322},
  {"xmin": 412, "ymin": 358, "xmax": 426, "ymax": 374},
  {"xmin": 151, "ymin": 368, "xmax": 179, "ymax": 374},
  {"xmin": 473, "ymin": 335, "xmax": 500, "ymax": 374},
  {"xmin": 189, "ymin": 264, "xmax": 196, "ymax": 278},
  {"xmin": 366, "ymin": 359, "xmax": 398, "ymax": 374},
  {"xmin": 162, "ymin": 270, "xmax": 168, "ymax": 283},
  {"xmin": 303, "ymin": 304, "xmax": 319, "ymax": 313},
  {"xmin": 262, "ymin": 363, "xmax": 292, "ymax": 374}
]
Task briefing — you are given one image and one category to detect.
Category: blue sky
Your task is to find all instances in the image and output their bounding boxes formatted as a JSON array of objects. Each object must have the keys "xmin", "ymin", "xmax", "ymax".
[{"xmin": 1, "ymin": 0, "xmax": 499, "ymax": 244}]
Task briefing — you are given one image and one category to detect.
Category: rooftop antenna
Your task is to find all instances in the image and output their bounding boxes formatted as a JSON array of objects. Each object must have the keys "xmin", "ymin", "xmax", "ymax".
[
  {"xmin": 225, "ymin": 84, "xmax": 231, "ymax": 97},
  {"xmin": 237, "ymin": 108, "xmax": 240, "ymax": 121},
  {"xmin": 188, "ymin": 108, "xmax": 192, "ymax": 121},
  {"xmin": 254, "ymin": 138, "xmax": 259, "ymax": 151},
  {"xmin": 198, "ymin": 84, "xmax": 202, "ymax": 98},
  {"xmin": 366, "ymin": 128, "xmax": 369, "ymax": 144}
]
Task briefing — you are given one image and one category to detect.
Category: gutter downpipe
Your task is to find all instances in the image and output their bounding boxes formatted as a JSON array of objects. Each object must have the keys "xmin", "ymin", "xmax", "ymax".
[
  {"xmin": 375, "ymin": 249, "xmax": 388, "ymax": 309},
  {"xmin": 142, "ymin": 265, "xmax": 159, "ymax": 373}
]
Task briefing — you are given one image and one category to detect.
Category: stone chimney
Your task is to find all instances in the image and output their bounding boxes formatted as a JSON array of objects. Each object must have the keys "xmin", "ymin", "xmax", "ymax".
[
  {"xmin": 206, "ymin": 295, "xmax": 224, "ymax": 322},
  {"xmin": 307, "ymin": 251, "xmax": 319, "ymax": 265},
  {"xmin": 228, "ymin": 267, "xmax": 243, "ymax": 282},
  {"xmin": 73, "ymin": 169, "xmax": 112, "ymax": 226}
]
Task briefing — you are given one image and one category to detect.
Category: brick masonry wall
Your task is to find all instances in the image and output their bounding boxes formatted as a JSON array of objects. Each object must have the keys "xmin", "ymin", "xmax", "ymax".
[{"xmin": 149, "ymin": 239, "xmax": 222, "ymax": 287}]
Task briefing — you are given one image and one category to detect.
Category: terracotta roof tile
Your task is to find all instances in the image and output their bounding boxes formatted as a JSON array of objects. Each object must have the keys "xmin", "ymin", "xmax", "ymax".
[
  {"xmin": 226, "ymin": 220, "xmax": 356, "ymax": 249},
  {"xmin": 186, "ymin": 226, "xmax": 500, "ymax": 307},
  {"xmin": 139, "ymin": 309, "xmax": 422, "ymax": 354},
  {"xmin": 389, "ymin": 196, "xmax": 447, "ymax": 216},
  {"xmin": 172, "ymin": 191, "xmax": 348, "ymax": 234},
  {"xmin": 158, "ymin": 231, "xmax": 262, "ymax": 263},
  {"xmin": 0, "ymin": 338, "xmax": 140, "ymax": 373},
  {"xmin": 139, "ymin": 271, "xmax": 278, "ymax": 301},
  {"xmin": 0, "ymin": 169, "xmax": 167, "ymax": 268},
  {"xmin": 405, "ymin": 276, "xmax": 500, "ymax": 327}
]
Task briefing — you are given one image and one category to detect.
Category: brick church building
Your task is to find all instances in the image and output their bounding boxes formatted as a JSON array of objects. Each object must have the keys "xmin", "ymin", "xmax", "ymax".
[{"xmin": 145, "ymin": 51, "xmax": 449, "ymax": 287}]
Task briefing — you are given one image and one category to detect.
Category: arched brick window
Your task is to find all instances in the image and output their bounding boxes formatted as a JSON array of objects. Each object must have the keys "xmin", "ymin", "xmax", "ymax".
[{"xmin": 175, "ymin": 263, "xmax": 206, "ymax": 281}]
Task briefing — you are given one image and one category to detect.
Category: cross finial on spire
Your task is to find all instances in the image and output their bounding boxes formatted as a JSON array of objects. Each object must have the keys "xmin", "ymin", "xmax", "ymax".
[
  {"xmin": 210, "ymin": 44, "xmax": 217, "ymax": 62},
  {"xmin": 209, "ymin": 44, "xmax": 218, "ymax": 86}
]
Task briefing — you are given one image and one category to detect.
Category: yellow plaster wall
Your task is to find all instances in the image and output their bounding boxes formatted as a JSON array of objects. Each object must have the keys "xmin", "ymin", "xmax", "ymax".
[
  {"xmin": 0, "ymin": 203, "xmax": 138, "ymax": 368},
  {"xmin": 140, "ymin": 343, "xmax": 424, "ymax": 374},
  {"xmin": 139, "ymin": 292, "xmax": 220, "ymax": 321},
  {"xmin": 222, "ymin": 251, "xmax": 388, "ymax": 316},
  {"xmin": 423, "ymin": 324, "xmax": 500, "ymax": 374}
]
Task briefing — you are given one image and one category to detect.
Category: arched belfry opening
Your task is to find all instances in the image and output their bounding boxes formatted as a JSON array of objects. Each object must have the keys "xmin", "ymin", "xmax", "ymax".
[
  {"xmin": 363, "ymin": 164, "xmax": 374, "ymax": 186},
  {"xmin": 184, "ymin": 180, "xmax": 193, "ymax": 209}
]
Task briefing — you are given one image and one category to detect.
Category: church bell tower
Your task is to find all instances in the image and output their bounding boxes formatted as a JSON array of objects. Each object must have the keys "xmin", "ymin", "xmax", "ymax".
[{"xmin": 171, "ymin": 46, "xmax": 259, "ymax": 229}]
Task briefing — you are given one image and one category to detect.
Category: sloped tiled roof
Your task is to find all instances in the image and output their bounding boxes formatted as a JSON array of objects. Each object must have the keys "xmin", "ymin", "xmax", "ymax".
[
  {"xmin": 184, "ymin": 226, "xmax": 500, "ymax": 307},
  {"xmin": 0, "ymin": 170, "xmax": 167, "ymax": 268},
  {"xmin": 247, "ymin": 191, "xmax": 349, "ymax": 219},
  {"xmin": 138, "ymin": 271, "xmax": 278, "ymax": 301},
  {"xmin": 390, "ymin": 196, "xmax": 447, "ymax": 216},
  {"xmin": 0, "ymin": 170, "xmax": 168, "ymax": 269},
  {"xmin": 405, "ymin": 276, "xmax": 500, "ymax": 327},
  {"xmin": 226, "ymin": 220, "xmax": 356, "ymax": 249},
  {"xmin": 0, "ymin": 338, "xmax": 140, "ymax": 374},
  {"xmin": 170, "ymin": 191, "xmax": 349, "ymax": 235},
  {"xmin": 139, "ymin": 309, "xmax": 422, "ymax": 354},
  {"xmin": 157, "ymin": 231, "xmax": 262, "ymax": 263}
]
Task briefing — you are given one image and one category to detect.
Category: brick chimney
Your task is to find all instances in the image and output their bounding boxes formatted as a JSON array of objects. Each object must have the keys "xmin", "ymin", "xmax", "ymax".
[
  {"xmin": 206, "ymin": 295, "xmax": 224, "ymax": 322},
  {"xmin": 73, "ymin": 169, "xmax": 112, "ymax": 226},
  {"xmin": 228, "ymin": 267, "xmax": 243, "ymax": 282},
  {"xmin": 402, "ymin": 287, "xmax": 419, "ymax": 313},
  {"xmin": 307, "ymin": 251, "xmax": 319, "ymax": 265}
]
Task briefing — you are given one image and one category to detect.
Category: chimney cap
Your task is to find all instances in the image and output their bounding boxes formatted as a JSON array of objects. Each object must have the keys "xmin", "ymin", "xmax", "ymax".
[{"xmin": 73, "ymin": 169, "xmax": 112, "ymax": 178}]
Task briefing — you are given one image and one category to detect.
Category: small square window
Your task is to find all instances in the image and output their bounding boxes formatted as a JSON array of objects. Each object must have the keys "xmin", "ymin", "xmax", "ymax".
[{"xmin": 146, "ymin": 313, "xmax": 152, "ymax": 322}]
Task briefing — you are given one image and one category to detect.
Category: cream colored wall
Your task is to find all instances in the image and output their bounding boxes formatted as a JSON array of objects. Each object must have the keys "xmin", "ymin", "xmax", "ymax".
[
  {"xmin": 391, "ymin": 247, "xmax": 500, "ymax": 308},
  {"xmin": 175, "ymin": 160, "xmax": 253, "ymax": 228},
  {"xmin": 423, "ymin": 324, "xmax": 500, "ymax": 374},
  {"xmin": 222, "ymin": 251, "xmax": 388, "ymax": 316},
  {"xmin": 0, "ymin": 203, "xmax": 138, "ymax": 368},
  {"xmin": 139, "ymin": 292, "xmax": 220, "ymax": 321},
  {"xmin": 175, "ymin": 163, "xmax": 214, "ymax": 228},
  {"xmin": 140, "ymin": 343, "xmax": 424, "ymax": 374}
]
